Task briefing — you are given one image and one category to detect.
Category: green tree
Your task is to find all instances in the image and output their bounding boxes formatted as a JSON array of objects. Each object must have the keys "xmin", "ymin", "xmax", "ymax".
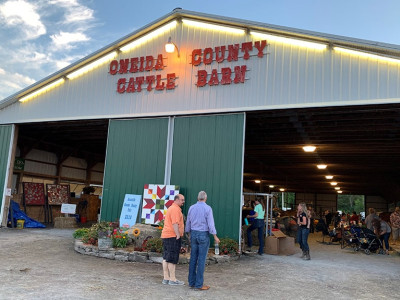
[
  {"xmin": 277, "ymin": 192, "xmax": 295, "ymax": 210},
  {"xmin": 337, "ymin": 195, "xmax": 364, "ymax": 214}
]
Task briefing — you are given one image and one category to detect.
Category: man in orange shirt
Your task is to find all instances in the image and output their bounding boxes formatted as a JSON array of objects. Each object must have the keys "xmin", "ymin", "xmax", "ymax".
[{"xmin": 161, "ymin": 194, "xmax": 185, "ymax": 286}]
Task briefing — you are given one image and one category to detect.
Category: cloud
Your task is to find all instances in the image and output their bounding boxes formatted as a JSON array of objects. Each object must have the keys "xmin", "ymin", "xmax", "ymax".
[
  {"xmin": 0, "ymin": 0, "xmax": 46, "ymax": 39},
  {"xmin": 0, "ymin": 67, "xmax": 36, "ymax": 99},
  {"xmin": 50, "ymin": 31, "xmax": 90, "ymax": 49},
  {"xmin": 49, "ymin": 0, "xmax": 94, "ymax": 24},
  {"xmin": 0, "ymin": 0, "xmax": 98, "ymax": 100}
]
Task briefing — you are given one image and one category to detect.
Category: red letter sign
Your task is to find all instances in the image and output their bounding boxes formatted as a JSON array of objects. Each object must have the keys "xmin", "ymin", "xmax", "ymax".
[
  {"xmin": 192, "ymin": 49, "xmax": 202, "ymax": 66},
  {"xmin": 197, "ymin": 70, "xmax": 207, "ymax": 87},
  {"xmin": 117, "ymin": 78, "xmax": 126, "ymax": 93}
]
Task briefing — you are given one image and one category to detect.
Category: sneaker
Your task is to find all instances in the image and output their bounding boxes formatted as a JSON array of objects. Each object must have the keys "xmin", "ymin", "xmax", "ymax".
[
  {"xmin": 162, "ymin": 279, "xmax": 169, "ymax": 285},
  {"xmin": 245, "ymin": 249, "xmax": 252, "ymax": 253},
  {"xmin": 168, "ymin": 280, "xmax": 185, "ymax": 286}
]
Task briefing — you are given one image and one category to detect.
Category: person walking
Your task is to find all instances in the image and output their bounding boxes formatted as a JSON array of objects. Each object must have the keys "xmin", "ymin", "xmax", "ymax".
[
  {"xmin": 185, "ymin": 191, "xmax": 220, "ymax": 291},
  {"xmin": 297, "ymin": 202, "xmax": 311, "ymax": 260},
  {"xmin": 161, "ymin": 194, "xmax": 185, "ymax": 286},
  {"xmin": 390, "ymin": 207, "xmax": 400, "ymax": 245},
  {"xmin": 246, "ymin": 198, "xmax": 265, "ymax": 255},
  {"xmin": 365, "ymin": 208, "xmax": 378, "ymax": 231}
]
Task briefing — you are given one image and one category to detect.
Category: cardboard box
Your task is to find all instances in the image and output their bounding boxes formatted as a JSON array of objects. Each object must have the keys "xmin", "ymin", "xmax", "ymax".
[
  {"xmin": 264, "ymin": 235, "xmax": 296, "ymax": 255},
  {"xmin": 264, "ymin": 236, "xmax": 279, "ymax": 254}
]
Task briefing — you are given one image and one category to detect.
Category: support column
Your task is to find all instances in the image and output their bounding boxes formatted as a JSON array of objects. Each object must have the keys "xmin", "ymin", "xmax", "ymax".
[{"xmin": 1, "ymin": 125, "xmax": 18, "ymax": 227}]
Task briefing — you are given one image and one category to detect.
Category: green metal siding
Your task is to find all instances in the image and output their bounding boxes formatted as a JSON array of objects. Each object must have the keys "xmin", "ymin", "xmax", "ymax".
[
  {"xmin": 101, "ymin": 118, "xmax": 168, "ymax": 222},
  {"xmin": 171, "ymin": 114, "xmax": 245, "ymax": 241},
  {"xmin": 0, "ymin": 125, "xmax": 12, "ymax": 211}
]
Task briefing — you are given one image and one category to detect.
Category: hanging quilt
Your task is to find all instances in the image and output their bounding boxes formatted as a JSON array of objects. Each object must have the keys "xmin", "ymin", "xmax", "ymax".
[
  {"xmin": 23, "ymin": 182, "xmax": 45, "ymax": 205},
  {"xmin": 141, "ymin": 184, "xmax": 180, "ymax": 224},
  {"xmin": 47, "ymin": 184, "xmax": 70, "ymax": 205}
]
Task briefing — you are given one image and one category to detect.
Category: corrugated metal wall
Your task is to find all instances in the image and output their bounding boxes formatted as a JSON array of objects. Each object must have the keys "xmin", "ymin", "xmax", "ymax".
[
  {"xmin": 170, "ymin": 113, "xmax": 245, "ymax": 241},
  {"xmin": 0, "ymin": 125, "xmax": 12, "ymax": 215},
  {"xmin": 101, "ymin": 118, "xmax": 168, "ymax": 221},
  {"xmin": 2, "ymin": 21, "xmax": 400, "ymax": 124},
  {"xmin": 24, "ymin": 149, "xmax": 58, "ymax": 176}
]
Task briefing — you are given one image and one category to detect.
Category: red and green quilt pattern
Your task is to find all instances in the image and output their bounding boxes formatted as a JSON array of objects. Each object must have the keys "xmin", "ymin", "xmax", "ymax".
[
  {"xmin": 23, "ymin": 182, "xmax": 45, "ymax": 205},
  {"xmin": 141, "ymin": 184, "xmax": 179, "ymax": 224}
]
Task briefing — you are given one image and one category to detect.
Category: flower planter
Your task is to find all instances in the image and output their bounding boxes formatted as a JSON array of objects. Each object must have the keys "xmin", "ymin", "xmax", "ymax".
[{"xmin": 98, "ymin": 237, "xmax": 113, "ymax": 250}]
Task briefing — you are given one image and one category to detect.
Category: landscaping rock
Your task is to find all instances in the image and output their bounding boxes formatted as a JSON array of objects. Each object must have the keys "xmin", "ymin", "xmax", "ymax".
[
  {"xmin": 115, "ymin": 254, "xmax": 129, "ymax": 261},
  {"xmin": 148, "ymin": 252, "xmax": 163, "ymax": 263},
  {"xmin": 98, "ymin": 252, "xmax": 115, "ymax": 260},
  {"xmin": 128, "ymin": 252, "xmax": 137, "ymax": 262},
  {"xmin": 73, "ymin": 238, "xmax": 238, "ymax": 265},
  {"xmin": 134, "ymin": 254, "xmax": 148, "ymax": 263}
]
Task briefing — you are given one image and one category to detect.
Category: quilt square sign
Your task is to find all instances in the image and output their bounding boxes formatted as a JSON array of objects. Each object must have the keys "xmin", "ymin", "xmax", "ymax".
[{"xmin": 141, "ymin": 184, "xmax": 179, "ymax": 225}]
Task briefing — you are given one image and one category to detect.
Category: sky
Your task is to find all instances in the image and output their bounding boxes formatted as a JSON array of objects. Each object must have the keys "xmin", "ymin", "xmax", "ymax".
[{"xmin": 0, "ymin": 0, "xmax": 399, "ymax": 101}]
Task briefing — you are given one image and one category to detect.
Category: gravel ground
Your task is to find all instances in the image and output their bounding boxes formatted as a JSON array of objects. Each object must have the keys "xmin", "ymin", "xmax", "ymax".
[{"xmin": 0, "ymin": 228, "xmax": 399, "ymax": 300}]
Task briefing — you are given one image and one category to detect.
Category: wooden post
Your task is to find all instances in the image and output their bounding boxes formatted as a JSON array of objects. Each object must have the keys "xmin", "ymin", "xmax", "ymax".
[{"xmin": 1, "ymin": 125, "xmax": 19, "ymax": 227}]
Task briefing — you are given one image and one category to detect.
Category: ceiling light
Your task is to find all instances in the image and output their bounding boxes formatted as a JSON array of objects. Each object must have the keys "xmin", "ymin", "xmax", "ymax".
[
  {"xmin": 250, "ymin": 31, "xmax": 327, "ymax": 50},
  {"xmin": 334, "ymin": 46, "xmax": 400, "ymax": 64},
  {"xmin": 182, "ymin": 19, "xmax": 245, "ymax": 34},
  {"xmin": 269, "ymin": 185, "xmax": 274, "ymax": 188},
  {"xmin": 120, "ymin": 20, "xmax": 177, "ymax": 52},
  {"xmin": 335, "ymin": 187, "xmax": 340, "ymax": 190},
  {"xmin": 279, "ymin": 188, "xmax": 285, "ymax": 192},
  {"xmin": 302, "ymin": 145, "xmax": 316, "ymax": 152},
  {"xmin": 254, "ymin": 180, "xmax": 261, "ymax": 183},
  {"xmin": 330, "ymin": 182, "xmax": 338, "ymax": 186},
  {"xmin": 337, "ymin": 190, "xmax": 343, "ymax": 194},
  {"xmin": 19, "ymin": 78, "xmax": 65, "ymax": 102},
  {"xmin": 317, "ymin": 164, "xmax": 327, "ymax": 169},
  {"xmin": 67, "ymin": 51, "xmax": 117, "ymax": 80},
  {"xmin": 325, "ymin": 175, "xmax": 333, "ymax": 179}
]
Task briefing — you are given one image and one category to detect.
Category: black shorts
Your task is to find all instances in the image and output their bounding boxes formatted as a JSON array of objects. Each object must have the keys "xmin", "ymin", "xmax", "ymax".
[{"xmin": 162, "ymin": 237, "xmax": 181, "ymax": 264}]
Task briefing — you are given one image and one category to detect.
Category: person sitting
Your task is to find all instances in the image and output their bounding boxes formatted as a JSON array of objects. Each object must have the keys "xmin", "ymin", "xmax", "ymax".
[
  {"xmin": 349, "ymin": 211, "xmax": 359, "ymax": 225},
  {"xmin": 372, "ymin": 218, "xmax": 391, "ymax": 254},
  {"xmin": 324, "ymin": 210, "xmax": 333, "ymax": 227}
]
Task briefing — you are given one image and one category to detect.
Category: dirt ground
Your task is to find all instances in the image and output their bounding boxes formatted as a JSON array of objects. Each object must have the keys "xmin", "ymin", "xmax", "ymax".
[{"xmin": 0, "ymin": 228, "xmax": 399, "ymax": 300}]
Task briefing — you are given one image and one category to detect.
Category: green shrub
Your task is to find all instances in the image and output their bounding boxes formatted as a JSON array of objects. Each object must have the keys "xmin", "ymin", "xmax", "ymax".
[
  {"xmin": 81, "ymin": 227, "xmax": 98, "ymax": 245},
  {"xmin": 219, "ymin": 238, "xmax": 239, "ymax": 255},
  {"xmin": 73, "ymin": 228, "xmax": 89, "ymax": 239},
  {"xmin": 146, "ymin": 237, "xmax": 163, "ymax": 253}
]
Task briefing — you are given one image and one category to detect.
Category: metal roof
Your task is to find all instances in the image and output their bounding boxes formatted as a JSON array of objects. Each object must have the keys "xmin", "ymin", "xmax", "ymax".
[{"xmin": 1, "ymin": 8, "xmax": 400, "ymax": 110}]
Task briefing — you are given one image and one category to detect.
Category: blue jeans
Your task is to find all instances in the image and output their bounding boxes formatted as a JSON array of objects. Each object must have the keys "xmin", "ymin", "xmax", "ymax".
[
  {"xmin": 188, "ymin": 231, "xmax": 210, "ymax": 288},
  {"xmin": 297, "ymin": 227, "xmax": 310, "ymax": 251},
  {"xmin": 247, "ymin": 219, "xmax": 265, "ymax": 254},
  {"xmin": 380, "ymin": 232, "xmax": 390, "ymax": 250}
]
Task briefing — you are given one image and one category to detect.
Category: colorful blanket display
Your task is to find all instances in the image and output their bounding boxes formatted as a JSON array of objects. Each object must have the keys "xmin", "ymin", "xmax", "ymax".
[
  {"xmin": 23, "ymin": 182, "xmax": 45, "ymax": 205},
  {"xmin": 47, "ymin": 184, "xmax": 70, "ymax": 205},
  {"xmin": 141, "ymin": 184, "xmax": 180, "ymax": 224}
]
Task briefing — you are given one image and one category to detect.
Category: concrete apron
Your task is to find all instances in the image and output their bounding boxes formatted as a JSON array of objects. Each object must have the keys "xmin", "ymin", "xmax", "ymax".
[{"xmin": 0, "ymin": 228, "xmax": 399, "ymax": 300}]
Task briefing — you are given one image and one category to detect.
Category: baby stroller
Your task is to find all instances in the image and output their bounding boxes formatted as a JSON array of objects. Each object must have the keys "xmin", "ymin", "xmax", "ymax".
[
  {"xmin": 354, "ymin": 227, "xmax": 384, "ymax": 255},
  {"xmin": 341, "ymin": 226, "xmax": 361, "ymax": 249}
]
